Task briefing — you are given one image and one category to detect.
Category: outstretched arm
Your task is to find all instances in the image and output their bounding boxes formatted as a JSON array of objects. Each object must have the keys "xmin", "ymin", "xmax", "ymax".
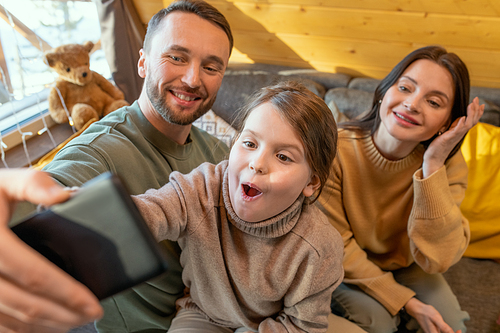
[{"xmin": 0, "ymin": 169, "xmax": 102, "ymax": 332}]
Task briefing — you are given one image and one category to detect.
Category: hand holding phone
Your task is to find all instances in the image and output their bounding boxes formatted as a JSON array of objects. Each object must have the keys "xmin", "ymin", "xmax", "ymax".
[
  {"xmin": 0, "ymin": 168, "xmax": 102, "ymax": 332},
  {"xmin": 11, "ymin": 172, "xmax": 169, "ymax": 300}
]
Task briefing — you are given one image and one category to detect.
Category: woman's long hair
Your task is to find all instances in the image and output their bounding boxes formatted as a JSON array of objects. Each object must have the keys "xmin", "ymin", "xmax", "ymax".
[{"xmin": 341, "ymin": 45, "xmax": 470, "ymax": 160}]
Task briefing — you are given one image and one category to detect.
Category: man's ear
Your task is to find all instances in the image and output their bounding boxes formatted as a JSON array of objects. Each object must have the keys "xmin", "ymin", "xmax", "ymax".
[
  {"xmin": 302, "ymin": 174, "xmax": 321, "ymax": 198},
  {"xmin": 138, "ymin": 49, "xmax": 146, "ymax": 78}
]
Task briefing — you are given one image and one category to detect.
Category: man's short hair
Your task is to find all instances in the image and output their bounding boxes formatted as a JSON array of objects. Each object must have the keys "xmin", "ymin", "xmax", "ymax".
[{"xmin": 143, "ymin": 0, "xmax": 233, "ymax": 56}]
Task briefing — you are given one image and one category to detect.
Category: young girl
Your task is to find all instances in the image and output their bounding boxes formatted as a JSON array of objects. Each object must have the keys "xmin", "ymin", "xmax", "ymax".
[
  {"xmin": 132, "ymin": 81, "xmax": 344, "ymax": 332},
  {"xmin": 317, "ymin": 46, "xmax": 484, "ymax": 333}
]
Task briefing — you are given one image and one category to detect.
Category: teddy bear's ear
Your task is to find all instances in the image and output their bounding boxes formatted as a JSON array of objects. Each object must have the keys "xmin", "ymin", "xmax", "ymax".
[
  {"xmin": 83, "ymin": 41, "xmax": 95, "ymax": 54},
  {"xmin": 44, "ymin": 51, "xmax": 58, "ymax": 68}
]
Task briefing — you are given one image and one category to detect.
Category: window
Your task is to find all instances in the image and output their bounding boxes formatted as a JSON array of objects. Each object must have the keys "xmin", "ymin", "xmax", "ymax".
[{"xmin": 0, "ymin": 0, "xmax": 109, "ymax": 164}]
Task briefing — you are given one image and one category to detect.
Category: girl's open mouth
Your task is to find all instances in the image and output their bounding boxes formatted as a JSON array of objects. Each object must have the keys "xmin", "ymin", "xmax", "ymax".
[{"xmin": 242, "ymin": 184, "xmax": 262, "ymax": 197}]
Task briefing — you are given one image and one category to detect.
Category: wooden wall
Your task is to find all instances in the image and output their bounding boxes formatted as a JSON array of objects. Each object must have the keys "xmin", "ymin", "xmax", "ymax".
[{"xmin": 131, "ymin": 0, "xmax": 500, "ymax": 88}]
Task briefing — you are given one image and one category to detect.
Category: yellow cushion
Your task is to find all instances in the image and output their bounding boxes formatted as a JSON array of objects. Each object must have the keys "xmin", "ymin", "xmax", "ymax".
[
  {"xmin": 32, "ymin": 118, "xmax": 98, "ymax": 171},
  {"xmin": 461, "ymin": 122, "xmax": 500, "ymax": 259}
]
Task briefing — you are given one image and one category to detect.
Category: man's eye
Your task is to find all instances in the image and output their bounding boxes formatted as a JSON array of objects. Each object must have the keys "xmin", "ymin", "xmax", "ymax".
[
  {"xmin": 277, "ymin": 154, "xmax": 291, "ymax": 162},
  {"xmin": 170, "ymin": 56, "xmax": 182, "ymax": 62}
]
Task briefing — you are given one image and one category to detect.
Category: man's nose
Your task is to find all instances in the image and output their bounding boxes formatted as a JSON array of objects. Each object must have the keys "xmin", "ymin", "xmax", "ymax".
[{"xmin": 181, "ymin": 63, "xmax": 201, "ymax": 88}]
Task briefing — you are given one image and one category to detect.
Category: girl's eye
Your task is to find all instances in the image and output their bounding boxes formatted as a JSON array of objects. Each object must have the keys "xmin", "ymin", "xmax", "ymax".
[
  {"xmin": 277, "ymin": 153, "xmax": 291, "ymax": 162},
  {"xmin": 243, "ymin": 141, "xmax": 256, "ymax": 148}
]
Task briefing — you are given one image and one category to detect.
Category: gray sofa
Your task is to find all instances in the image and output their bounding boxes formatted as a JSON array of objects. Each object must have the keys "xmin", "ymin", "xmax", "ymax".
[{"xmin": 72, "ymin": 63, "xmax": 500, "ymax": 333}]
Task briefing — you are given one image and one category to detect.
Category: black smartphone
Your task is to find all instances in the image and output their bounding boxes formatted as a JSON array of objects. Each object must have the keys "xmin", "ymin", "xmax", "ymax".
[{"xmin": 10, "ymin": 172, "xmax": 168, "ymax": 300}]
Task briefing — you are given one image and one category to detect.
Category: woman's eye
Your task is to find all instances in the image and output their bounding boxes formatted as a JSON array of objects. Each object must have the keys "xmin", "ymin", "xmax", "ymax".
[
  {"xmin": 277, "ymin": 154, "xmax": 291, "ymax": 162},
  {"xmin": 428, "ymin": 100, "xmax": 441, "ymax": 108},
  {"xmin": 399, "ymin": 85, "xmax": 409, "ymax": 92}
]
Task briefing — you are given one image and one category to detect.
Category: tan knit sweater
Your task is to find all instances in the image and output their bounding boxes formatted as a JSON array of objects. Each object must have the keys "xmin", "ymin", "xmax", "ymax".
[
  {"xmin": 133, "ymin": 161, "xmax": 344, "ymax": 332},
  {"xmin": 317, "ymin": 129, "xmax": 470, "ymax": 316}
]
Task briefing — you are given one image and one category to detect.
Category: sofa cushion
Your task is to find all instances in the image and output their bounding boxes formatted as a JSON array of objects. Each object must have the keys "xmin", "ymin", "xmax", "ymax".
[
  {"xmin": 471, "ymin": 86, "xmax": 500, "ymax": 109},
  {"xmin": 222, "ymin": 63, "xmax": 351, "ymax": 89},
  {"xmin": 324, "ymin": 87, "xmax": 374, "ymax": 120},
  {"xmin": 213, "ymin": 70, "xmax": 327, "ymax": 124},
  {"xmin": 478, "ymin": 97, "xmax": 500, "ymax": 127},
  {"xmin": 347, "ymin": 77, "xmax": 381, "ymax": 93},
  {"xmin": 192, "ymin": 110, "xmax": 236, "ymax": 147}
]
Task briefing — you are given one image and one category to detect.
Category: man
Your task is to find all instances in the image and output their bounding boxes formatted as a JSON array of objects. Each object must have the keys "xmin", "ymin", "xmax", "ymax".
[
  {"xmin": 0, "ymin": 1, "xmax": 368, "ymax": 331},
  {"xmin": 2, "ymin": 1, "xmax": 232, "ymax": 332}
]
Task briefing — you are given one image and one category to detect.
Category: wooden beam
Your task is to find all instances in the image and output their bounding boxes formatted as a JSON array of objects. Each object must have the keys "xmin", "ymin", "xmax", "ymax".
[{"xmin": 0, "ymin": 36, "xmax": 13, "ymax": 94}]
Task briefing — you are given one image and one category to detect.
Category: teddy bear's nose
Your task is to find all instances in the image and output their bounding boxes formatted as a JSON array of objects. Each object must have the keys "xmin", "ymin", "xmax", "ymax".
[{"xmin": 82, "ymin": 72, "xmax": 87, "ymax": 78}]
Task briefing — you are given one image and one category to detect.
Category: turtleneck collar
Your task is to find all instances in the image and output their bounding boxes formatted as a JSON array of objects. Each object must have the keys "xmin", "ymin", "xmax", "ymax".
[{"xmin": 221, "ymin": 165, "xmax": 305, "ymax": 238}]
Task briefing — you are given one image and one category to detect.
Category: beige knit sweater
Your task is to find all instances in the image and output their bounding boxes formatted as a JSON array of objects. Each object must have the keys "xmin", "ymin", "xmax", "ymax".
[
  {"xmin": 133, "ymin": 161, "xmax": 344, "ymax": 332},
  {"xmin": 317, "ymin": 129, "xmax": 470, "ymax": 316}
]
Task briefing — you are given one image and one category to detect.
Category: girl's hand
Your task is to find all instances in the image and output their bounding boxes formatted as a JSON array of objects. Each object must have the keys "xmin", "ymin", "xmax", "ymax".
[
  {"xmin": 422, "ymin": 97, "xmax": 484, "ymax": 178},
  {"xmin": 0, "ymin": 169, "xmax": 103, "ymax": 332},
  {"xmin": 404, "ymin": 297, "xmax": 461, "ymax": 333}
]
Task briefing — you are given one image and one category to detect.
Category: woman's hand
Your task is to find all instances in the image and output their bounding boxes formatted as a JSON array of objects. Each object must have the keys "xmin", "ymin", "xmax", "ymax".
[
  {"xmin": 422, "ymin": 97, "xmax": 484, "ymax": 178},
  {"xmin": 404, "ymin": 297, "xmax": 461, "ymax": 333},
  {"xmin": 0, "ymin": 169, "xmax": 103, "ymax": 332}
]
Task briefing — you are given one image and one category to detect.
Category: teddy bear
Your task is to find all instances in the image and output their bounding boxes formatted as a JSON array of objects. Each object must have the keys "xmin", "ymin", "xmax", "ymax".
[{"xmin": 44, "ymin": 41, "xmax": 129, "ymax": 130}]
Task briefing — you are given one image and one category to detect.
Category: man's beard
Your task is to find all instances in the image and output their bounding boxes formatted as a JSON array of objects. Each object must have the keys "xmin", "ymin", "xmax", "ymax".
[{"xmin": 146, "ymin": 75, "xmax": 216, "ymax": 126}]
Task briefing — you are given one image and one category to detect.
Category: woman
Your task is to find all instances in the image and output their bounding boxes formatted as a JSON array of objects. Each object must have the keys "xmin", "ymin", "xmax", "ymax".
[{"xmin": 317, "ymin": 46, "xmax": 484, "ymax": 333}]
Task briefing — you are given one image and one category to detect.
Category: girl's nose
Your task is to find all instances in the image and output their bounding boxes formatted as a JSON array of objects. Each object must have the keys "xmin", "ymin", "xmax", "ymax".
[{"xmin": 249, "ymin": 155, "xmax": 267, "ymax": 174}]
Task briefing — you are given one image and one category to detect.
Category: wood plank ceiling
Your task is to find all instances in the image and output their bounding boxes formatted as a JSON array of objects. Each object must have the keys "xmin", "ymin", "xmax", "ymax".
[{"xmin": 131, "ymin": 0, "xmax": 500, "ymax": 88}]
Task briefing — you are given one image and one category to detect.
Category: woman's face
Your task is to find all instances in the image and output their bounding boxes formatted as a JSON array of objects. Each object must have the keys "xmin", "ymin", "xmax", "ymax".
[{"xmin": 375, "ymin": 59, "xmax": 455, "ymax": 157}]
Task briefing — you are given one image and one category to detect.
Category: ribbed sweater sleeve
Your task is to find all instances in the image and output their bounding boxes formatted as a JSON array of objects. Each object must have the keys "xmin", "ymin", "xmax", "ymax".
[
  {"xmin": 131, "ymin": 162, "xmax": 222, "ymax": 242},
  {"xmin": 409, "ymin": 153, "xmax": 470, "ymax": 273}
]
